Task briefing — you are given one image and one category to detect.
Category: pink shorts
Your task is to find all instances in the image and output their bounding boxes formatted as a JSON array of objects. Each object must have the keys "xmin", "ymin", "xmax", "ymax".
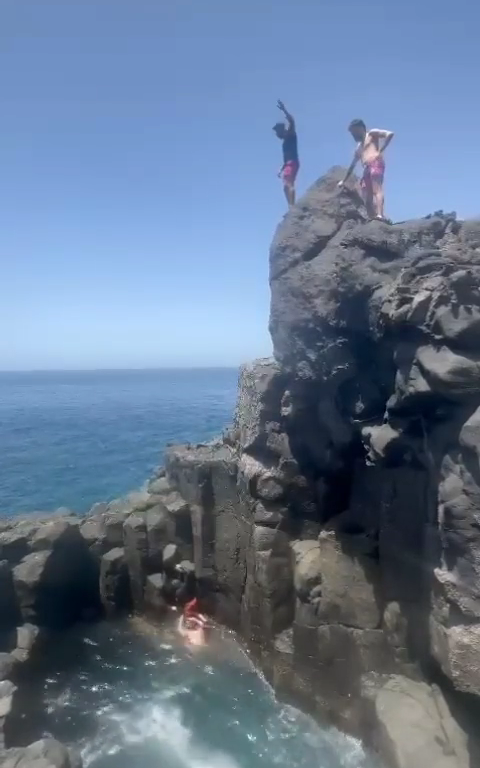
[
  {"xmin": 281, "ymin": 160, "xmax": 299, "ymax": 185},
  {"xmin": 361, "ymin": 156, "xmax": 385, "ymax": 189}
]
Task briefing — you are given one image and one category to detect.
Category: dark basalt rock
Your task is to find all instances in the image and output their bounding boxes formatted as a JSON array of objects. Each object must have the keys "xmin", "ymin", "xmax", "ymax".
[
  {"xmin": 99, "ymin": 547, "xmax": 132, "ymax": 616},
  {"xmin": 123, "ymin": 513, "xmax": 149, "ymax": 609},
  {"xmin": 159, "ymin": 170, "xmax": 480, "ymax": 766},
  {"xmin": 10, "ymin": 624, "xmax": 42, "ymax": 669},
  {"xmin": 0, "ymin": 654, "xmax": 14, "ymax": 682},
  {"xmin": 12, "ymin": 522, "xmax": 101, "ymax": 629},
  {"xmin": 144, "ymin": 573, "xmax": 168, "ymax": 618},
  {"xmin": 2, "ymin": 738, "xmax": 79, "ymax": 768},
  {"xmin": 0, "ymin": 679, "xmax": 18, "ymax": 751},
  {"xmin": 0, "ymin": 532, "xmax": 31, "ymax": 564},
  {"xmin": 0, "ymin": 561, "xmax": 21, "ymax": 632},
  {"xmin": 0, "ymin": 477, "xmax": 187, "ymax": 637},
  {"xmin": 364, "ymin": 676, "xmax": 470, "ymax": 768}
]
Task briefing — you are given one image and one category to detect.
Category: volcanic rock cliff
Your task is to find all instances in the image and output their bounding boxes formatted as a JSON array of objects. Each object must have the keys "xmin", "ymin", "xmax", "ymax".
[
  {"xmin": 2, "ymin": 167, "xmax": 480, "ymax": 768},
  {"xmin": 164, "ymin": 167, "xmax": 480, "ymax": 766}
]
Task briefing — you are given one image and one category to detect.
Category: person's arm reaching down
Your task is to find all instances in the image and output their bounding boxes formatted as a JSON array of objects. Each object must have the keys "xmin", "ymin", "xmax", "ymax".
[
  {"xmin": 338, "ymin": 146, "xmax": 361, "ymax": 187},
  {"xmin": 277, "ymin": 100, "xmax": 295, "ymax": 133}
]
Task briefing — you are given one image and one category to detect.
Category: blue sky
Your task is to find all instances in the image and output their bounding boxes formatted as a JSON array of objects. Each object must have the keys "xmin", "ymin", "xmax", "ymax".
[{"xmin": 1, "ymin": 0, "xmax": 478, "ymax": 370}]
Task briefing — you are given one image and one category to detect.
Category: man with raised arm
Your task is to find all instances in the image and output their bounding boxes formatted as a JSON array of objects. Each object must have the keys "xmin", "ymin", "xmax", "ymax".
[
  {"xmin": 338, "ymin": 119, "xmax": 394, "ymax": 220},
  {"xmin": 273, "ymin": 100, "xmax": 299, "ymax": 208}
]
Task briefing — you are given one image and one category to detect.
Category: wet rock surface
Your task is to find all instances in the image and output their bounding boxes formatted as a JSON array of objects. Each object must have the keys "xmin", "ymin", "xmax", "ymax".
[
  {"xmin": 367, "ymin": 676, "xmax": 471, "ymax": 768},
  {"xmin": 99, "ymin": 548, "xmax": 131, "ymax": 616},
  {"xmin": 2, "ymin": 738, "xmax": 76, "ymax": 768}
]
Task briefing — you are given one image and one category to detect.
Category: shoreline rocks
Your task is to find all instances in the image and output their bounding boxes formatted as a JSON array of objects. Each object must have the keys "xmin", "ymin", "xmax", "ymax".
[
  {"xmin": 2, "ymin": 738, "xmax": 76, "ymax": 768},
  {"xmin": 370, "ymin": 677, "xmax": 470, "ymax": 768}
]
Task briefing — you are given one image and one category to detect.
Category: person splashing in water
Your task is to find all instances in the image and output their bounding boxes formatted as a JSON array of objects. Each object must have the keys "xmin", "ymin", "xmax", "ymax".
[
  {"xmin": 183, "ymin": 597, "xmax": 207, "ymax": 628},
  {"xmin": 273, "ymin": 100, "xmax": 299, "ymax": 208},
  {"xmin": 338, "ymin": 119, "xmax": 394, "ymax": 221},
  {"xmin": 178, "ymin": 596, "xmax": 208, "ymax": 647}
]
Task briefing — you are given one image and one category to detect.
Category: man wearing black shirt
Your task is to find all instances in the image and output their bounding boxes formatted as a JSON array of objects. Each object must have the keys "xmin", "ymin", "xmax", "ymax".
[{"xmin": 273, "ymin": 100, "xmax": 299, "ymax": 207}]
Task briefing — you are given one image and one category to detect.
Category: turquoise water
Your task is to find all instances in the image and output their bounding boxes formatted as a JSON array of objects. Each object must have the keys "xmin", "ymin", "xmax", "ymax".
[
  {"xmin": 15, "ymin": 619, "xmax": 376, "ymax": 768},
  {"xmin": 0, "ymin": 369, "xmax": 237, "ymax": 515}
]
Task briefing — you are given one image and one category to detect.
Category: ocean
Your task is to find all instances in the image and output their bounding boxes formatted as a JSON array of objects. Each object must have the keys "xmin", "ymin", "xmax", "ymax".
[{"xmin": 0, "ymin": 368, "xmax": 238, "ymax": 516}]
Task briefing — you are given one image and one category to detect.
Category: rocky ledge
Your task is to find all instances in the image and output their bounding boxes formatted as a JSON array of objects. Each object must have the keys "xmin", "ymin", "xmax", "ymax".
[
  {"xmin": 2, "ymin": 167, "xmax": 480, "ymax": 767},
  {"xmin": 0, "ymin": 485, "xmax": 200, "ymax": 765}
]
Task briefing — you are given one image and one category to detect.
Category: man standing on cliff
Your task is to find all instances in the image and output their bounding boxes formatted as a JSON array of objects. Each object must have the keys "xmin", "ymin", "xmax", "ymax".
[
  {"xmin": 273, "ymin": 100, "xmax": 299, "ymax": 208},
  {"xmin": 338, "ymin": 119, "xmax": 394, "ymax": 220}
]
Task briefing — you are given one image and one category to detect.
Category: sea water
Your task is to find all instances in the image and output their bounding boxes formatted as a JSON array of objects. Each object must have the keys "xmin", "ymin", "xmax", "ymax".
[
  {"xmin": 0, "ymin": 368, "xmax": 238, "ymax": 515},
  {"xmin": 14, "ymin": 618, "xmax": 377, "ymax": 768}
]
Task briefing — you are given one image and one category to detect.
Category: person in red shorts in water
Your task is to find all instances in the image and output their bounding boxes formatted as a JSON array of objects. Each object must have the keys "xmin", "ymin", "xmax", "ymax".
[
  {"xmin": 338, "ymin": 119, "xmax": 394, "ymax": 221},
  {"xmin": 183, "ymin": 597, "xmax": 207, "ymax": 631},
  {"xmin": 273, "ymin": 100, "xmax": 299, "ymax": 208}
]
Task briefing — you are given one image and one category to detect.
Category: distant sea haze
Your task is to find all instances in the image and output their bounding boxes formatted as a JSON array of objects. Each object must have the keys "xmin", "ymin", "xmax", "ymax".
[{"xmin": 0, "ymin": 368, "xmax": 238, "ymax": 516}]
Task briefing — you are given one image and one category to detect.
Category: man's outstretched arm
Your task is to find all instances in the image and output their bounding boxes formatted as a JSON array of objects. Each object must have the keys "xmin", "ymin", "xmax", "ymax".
[
  {"xmin": 277, "ymin": 100, "xmax": 295, "ymax": 132},
  {"xmin": 338, "ymin": 147, "xmax": 361, "ymax": 186},
  {"xmin": 369, "ymin": 128, "xmax": 394, "ymax": 153}
]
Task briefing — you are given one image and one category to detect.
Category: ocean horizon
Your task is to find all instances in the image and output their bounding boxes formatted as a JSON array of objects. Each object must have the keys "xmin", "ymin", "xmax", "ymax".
[
  {"xmin": 0, "ymin": 367, "xmax": 239, "ymax": 516},
  {"xmin": 0, "ymin": 366, "xmax": 240, "ymax": 374}
]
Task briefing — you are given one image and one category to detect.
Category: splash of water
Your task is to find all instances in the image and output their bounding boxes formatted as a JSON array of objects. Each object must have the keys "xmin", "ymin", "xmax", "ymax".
[
  {"xmin": 82, "ymin": 700, "xmax": 242, "ymax": 768},
  {"xmin": 22, "ymin": 620, "xmax": 378, "ymax": 768}
]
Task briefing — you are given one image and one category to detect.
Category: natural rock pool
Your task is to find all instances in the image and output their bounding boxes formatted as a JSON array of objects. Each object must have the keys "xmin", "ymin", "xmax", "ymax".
[{"xmin": 12, "ymin": 617, "xmax": 379, "ymax": 768}]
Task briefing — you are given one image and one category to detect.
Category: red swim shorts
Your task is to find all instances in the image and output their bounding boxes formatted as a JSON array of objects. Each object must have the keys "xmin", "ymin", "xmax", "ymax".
[
  {"xmin": 184, "ymin": 597, "xmax": 198, "ymax": 616},
  {"xmin": 361, "ymin": 156, "xmax": 385, "ymax": 188},
  {"xmin": 281, "ymin": 160, "xmax": 299, "ymax": 185}
]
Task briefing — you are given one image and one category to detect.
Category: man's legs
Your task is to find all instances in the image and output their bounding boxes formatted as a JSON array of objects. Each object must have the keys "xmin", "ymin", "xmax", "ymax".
[
  {"xmin": 281, "ymin": 161, "xmax": 298, "ymax": 207},
  {"xmin": 371, "ymin": 177, "xmax": 384, "ymax": 219},
  {"xmin": 362, "ymin": 180, "xmax": 375, "ymax": 218},
  {"xmin": 283, "ymin": 181, "xmax": 295, "ymax": 206}
]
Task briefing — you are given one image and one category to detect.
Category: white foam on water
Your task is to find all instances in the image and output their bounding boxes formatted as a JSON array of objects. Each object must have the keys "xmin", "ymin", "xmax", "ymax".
[
  {"xmin": 243, "ymin": 657, "xmax": 371, "ymax": 768},
  {"xmin": 262, "ymin": 703, "xmax": 370, "ymax": 768},
  {"xmin": 44, "ymin": 622, "xmax": 376, "ymax": 768},
  {"xmin": 81, "ymin": 697, "xmax": 242, "ymax": 768},
  {"xmin": 312, "ymin": 728, "xmax": 368, "ymax": 768},
  {"xmin": 46, "ymin": 687, "xmax": 73, "ymax": 713},
  {"xmin": 80, "ymin": 688, "xmax": 371, "ymax": 768},
  {"xmin": 157, "ymin": 684, "xmax": 191, "ymax": 700}
]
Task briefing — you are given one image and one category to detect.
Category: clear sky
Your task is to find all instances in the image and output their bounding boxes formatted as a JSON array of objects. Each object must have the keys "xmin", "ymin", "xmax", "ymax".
[{"xmin": 1, "ymin": 0, "xmax": 478, "ymax": 370}]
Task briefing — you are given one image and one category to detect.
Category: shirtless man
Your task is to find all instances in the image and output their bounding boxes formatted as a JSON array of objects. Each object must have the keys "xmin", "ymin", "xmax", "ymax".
[
  {"xmin": 338, "ymin": 119, "xmax": 394, "ymax": 220},
  {"xmin": 273, "ymin": 100, "xmax": 299, "ymax": 207}
]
